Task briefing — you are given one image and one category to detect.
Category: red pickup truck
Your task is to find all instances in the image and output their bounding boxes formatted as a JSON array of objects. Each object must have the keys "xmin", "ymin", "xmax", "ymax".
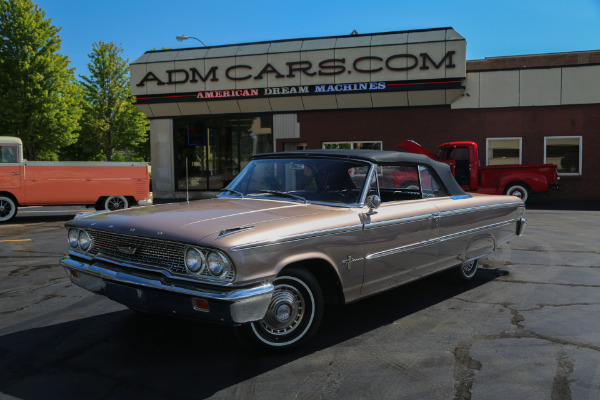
[{"xmin": 398, "ymin": 140, "xmax": 559, "ymax": 202}]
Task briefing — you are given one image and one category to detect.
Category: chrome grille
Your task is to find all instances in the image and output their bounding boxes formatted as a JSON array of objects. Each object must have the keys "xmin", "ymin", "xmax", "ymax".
[
  {"xmin": 87, "ymin": 230, "xmax": 187, "ymax": 273},
  {"xmin": 84, "ymin": 229, "xmax": 236, "ymax": 281}
]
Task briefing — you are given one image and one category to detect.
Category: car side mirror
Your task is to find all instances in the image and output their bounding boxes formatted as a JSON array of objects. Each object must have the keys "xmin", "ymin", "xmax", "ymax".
[{"xmin": 365, "ymin": 194, "xmax": 381, "ymax": 215}]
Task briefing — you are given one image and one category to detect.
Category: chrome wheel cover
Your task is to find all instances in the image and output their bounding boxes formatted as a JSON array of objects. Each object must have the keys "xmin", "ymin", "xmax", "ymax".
[
  {"xmin": 105, "ymin": 196, "xmax": 128, "ymax": 211},
  {"xmin": 259, "ymin": 283, "xmax": 304, "ymax": 336},
  {"xmin": 250, "ymin": 275, "xmax": 317, "ymax": 347},
  {"xmin": 462, "ymin": 260, "xmax": 477, "ymax": 278}
]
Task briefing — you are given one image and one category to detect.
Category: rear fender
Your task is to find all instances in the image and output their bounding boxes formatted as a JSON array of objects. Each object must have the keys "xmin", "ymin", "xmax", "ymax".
[{"xmin": 498, "ymin": 171, "xmax": 549, "ymax": 193}]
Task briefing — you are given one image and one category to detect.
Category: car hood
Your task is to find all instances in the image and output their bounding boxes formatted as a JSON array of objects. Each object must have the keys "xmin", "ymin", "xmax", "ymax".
[{"xmin": 68, "ymin": 198, "xmax": 342, "ymax": 244}]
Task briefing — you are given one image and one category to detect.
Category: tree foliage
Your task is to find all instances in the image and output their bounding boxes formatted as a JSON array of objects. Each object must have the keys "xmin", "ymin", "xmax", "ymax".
[
  {"xmin": 0, "ymin": 0, "xmax": 81, "ymax": 160},
  {"xmin": 74, "ymin": 41, "xmax": 149, "ymax": 161}
]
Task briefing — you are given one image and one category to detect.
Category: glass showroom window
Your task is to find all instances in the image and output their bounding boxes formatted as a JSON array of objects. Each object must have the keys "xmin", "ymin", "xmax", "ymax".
[
  {"xmin": 544, "ymin": 136, "xmax": 582, "ymax": 175},
  {"xmin": 174, "ymin": 116, "xmax": 273, "ymax": 191},
  {"xmin": 486, "ymin": 138, "xmax": 522, "ymax": 166},
  {"xmin": 322, "ymin": 141, "xmax": 382, "ymax": 150}
]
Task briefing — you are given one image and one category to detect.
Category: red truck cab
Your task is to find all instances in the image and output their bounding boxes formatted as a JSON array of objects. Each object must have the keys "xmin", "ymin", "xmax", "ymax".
[{"xmin": 398, "ymin": 140, "xmax": 559, "ymax": 202}]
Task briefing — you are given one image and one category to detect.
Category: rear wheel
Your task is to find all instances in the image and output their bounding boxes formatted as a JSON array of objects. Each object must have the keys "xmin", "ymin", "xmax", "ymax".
[
  {"xmin": 504, "ymin": 183, "xmax": 531, "ymax": 203},
  {"xmin": 0, "ymin": 195, "xmax": 18, "ymax": 222},
  {"xmin": 456, "ymin": 259, "xmax": 479, "ymax": 281},
  {"xmin": 103, "ymin": 196, "xmax": 129, "ymax": 211},
  {"xmin": 235, "ymin": 268, "xmax": 323, "ymax": 351}
]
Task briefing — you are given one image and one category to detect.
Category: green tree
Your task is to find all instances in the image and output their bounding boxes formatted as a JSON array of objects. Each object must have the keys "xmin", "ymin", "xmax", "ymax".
[
  {"xmin": 77, "ymin": 41, "xmax": 149, "ymax": 161},
  {"xmin": 0, "ymin": 0, "xmax": 81, "ymax": 160}
]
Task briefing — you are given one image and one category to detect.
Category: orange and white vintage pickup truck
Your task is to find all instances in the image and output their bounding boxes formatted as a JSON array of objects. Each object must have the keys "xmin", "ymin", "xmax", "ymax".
[{"xmin": 0, "ymin": 136, "xmax": 151, "ymax": 222}]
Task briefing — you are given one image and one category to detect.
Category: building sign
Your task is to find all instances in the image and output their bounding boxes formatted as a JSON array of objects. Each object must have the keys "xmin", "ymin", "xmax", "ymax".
[
  {"xmin": 135, "ymin": 79, "xmax": 463, "ymax": 105},
  {"xmin": 135, "ymin": 51, "xmax": 457, "ymax": 88},
  {"xmin": 131, "ymin": 28, "xmax": 467, "ymax": 112}
]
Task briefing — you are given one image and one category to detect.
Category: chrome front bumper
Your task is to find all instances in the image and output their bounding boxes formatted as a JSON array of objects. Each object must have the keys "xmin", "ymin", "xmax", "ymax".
[{"xmin": 60, "ymin": 256, "xmax": 273, "ymax": 324}]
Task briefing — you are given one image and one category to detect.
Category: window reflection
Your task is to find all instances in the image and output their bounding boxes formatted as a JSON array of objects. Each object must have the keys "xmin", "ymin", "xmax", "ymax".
[{"xmin": 175, "ymin": 116, "xmax": 273, "ymax": 190}]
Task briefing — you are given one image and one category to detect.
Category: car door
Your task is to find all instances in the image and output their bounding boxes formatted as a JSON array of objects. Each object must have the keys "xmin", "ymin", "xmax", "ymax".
[
  {"xmin": 360, "ymin": 164, "xmax": 440, "ymax": 297},
  {"xmin": 0, "ymin": 144, "xmax": 22, "ymax": 190},
  {"xmin": 439, "ymin": 145, "xmax": 471, "ymax": 189}
]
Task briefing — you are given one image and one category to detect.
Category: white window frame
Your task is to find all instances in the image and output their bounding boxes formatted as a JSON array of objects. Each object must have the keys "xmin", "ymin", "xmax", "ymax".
[
  {"xmin": 485, "ymin": 137, "xmax": 522, "ymax": 166},
  {"xmin": 322, "ymin": 141, "xmax": 382, "ymax": 150},
  {"xmin": 544, "ymin": 136, "xmax": 583, "ymax": 176}
]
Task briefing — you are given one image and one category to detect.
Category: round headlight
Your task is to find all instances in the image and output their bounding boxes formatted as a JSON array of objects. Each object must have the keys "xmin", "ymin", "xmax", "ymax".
[
  {"xmin": 185, "ymin": 247, "xmax": 206, "ymax": 273},
  {"xmin": 68, "ymin": 229, "xmax": 79, "ymax": 248},
  {"xmin": 207, "ymin": 251, "xmax": 231, "ymax": 277},
  {"xmin": 78, "ymin": 230, "xmax": 92, "ymax": 251}
]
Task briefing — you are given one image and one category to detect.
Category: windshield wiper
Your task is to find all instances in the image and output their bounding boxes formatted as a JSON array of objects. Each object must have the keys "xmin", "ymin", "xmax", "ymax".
[
  {"xmin": 258, "ymin": 190, "xmax": 307, "ymax": 203},
  {"xmin": 220, "ymin": 188, "xmax": 244, "ymax": 198}
]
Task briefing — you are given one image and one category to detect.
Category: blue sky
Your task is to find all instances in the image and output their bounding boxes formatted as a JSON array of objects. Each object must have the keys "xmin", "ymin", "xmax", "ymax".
[{"xmin": 35, "ymin": 0, "xmax": 600, "ymax": 77}]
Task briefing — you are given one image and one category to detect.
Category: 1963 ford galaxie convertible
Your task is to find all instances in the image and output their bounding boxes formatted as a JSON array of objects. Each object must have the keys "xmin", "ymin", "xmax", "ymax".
[{"xmin": 61, "ymin": 150, "xmax": 526, "ymax": 350}]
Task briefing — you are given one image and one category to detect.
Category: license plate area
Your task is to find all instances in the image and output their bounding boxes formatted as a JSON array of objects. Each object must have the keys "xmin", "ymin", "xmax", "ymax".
[{"xmin": 105, "ymin": 281, "xmax": 144, "ymax": 306}]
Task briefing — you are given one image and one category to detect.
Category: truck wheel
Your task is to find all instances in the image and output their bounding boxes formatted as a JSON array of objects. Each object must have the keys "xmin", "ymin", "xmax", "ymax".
[
  {"xmin": 104, "ymin": 196, "xmax": 129, "ymax": 211},
  {"xmin": 0, "ymin": 195, "xmax": 18, "ymax": 222},
  {"xmin": 505, "ymin": 183, "xmax": 531, "ymax": 203},
  {"xmin": 235, "ymin": 268, "xmax": 324, "ymax": 352}
]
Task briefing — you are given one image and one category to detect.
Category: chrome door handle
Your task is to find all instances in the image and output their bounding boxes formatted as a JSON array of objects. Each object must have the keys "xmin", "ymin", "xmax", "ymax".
[{"xmin": 11, "ymin": 172, "xmax": 20, "ymax": 175}]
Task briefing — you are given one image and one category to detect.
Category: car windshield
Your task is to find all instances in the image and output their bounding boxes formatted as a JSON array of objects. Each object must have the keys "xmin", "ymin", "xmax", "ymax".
[{"xmin": 219, "ymin": 157, "xmax": 372, "ymax": 206}]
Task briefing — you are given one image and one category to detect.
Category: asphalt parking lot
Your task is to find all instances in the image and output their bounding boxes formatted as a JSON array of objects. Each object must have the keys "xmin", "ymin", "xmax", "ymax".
[{"xmin": 1, "ymin": 204, "xmax": 599, "ymax": 399}]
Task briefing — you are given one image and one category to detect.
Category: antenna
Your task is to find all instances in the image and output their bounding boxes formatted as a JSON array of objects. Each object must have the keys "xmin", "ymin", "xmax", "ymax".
[{"xmin": 186, "ymin": 157, "xmax": 189, "ymax": 204}]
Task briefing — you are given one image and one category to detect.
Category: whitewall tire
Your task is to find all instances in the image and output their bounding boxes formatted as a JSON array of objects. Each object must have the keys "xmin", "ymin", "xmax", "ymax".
[
  {"xmin": 456, "ymin": 259, "xmax": 479, "ymax": 281},
  {"xmin": 104, "ymin": 196, "xmax": 129, "ymax": 211},
  {"xmin": 235, "ymin": 268, "xmax": 324, "ymax": 351},
  {"xmin": 505, "ymin": 184, "xmax": 531, "ymax": 203},
  {"xmin": 0, "ymin": 195, "xmax": 18, "ymax": 222}
]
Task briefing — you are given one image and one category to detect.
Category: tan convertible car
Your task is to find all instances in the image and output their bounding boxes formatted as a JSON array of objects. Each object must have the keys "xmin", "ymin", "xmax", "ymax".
[{"xmin": 61, "ymin": 150, "xmax": 526, "ymax": 350}]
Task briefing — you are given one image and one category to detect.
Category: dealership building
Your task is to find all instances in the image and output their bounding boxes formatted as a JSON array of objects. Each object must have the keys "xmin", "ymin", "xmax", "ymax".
[{"xmin": 130, "ymin": 27, "xmax": 600, "ymax": 203}]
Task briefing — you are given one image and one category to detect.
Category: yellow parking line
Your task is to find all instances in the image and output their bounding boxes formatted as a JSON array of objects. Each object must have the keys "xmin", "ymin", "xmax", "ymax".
[{"xmin": 0, "ymin": 239, "xmax": 33, "ymax": 242}]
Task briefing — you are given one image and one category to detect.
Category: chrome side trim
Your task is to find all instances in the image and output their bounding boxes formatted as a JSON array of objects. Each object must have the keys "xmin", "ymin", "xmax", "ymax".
[
  {"xmin": 366, "ymin": 218, "xmax": 517, "ymax": 260},
  {"xmin": 437, "ymin": 202, "xmax": 522, "ymax": 217},
  {"xmin": 230, "ymin": 202, "xmax": 521, "ymax": 251},
  {"xmin": 437, "ymin": 219, "xmax": 513, "ymax": 243},
  {"xmin": 230, "ymin": 224, "xmax": 364, "ymax": 251},
  {"xmin": 363, "ymin": 214, "xmax": 431, "ymax": 230}
]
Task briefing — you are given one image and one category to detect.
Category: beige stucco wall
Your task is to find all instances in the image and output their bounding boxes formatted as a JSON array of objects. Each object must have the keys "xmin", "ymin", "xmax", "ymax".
[{"xmin": 453, "ymin": 64, "xmax": 600, "ymax": 109}]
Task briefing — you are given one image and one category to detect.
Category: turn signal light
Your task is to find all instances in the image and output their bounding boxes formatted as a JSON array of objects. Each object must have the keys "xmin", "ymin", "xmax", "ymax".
[{"xmin": 192, "ymin": 298, "xmax": 209, "ymax": 312}]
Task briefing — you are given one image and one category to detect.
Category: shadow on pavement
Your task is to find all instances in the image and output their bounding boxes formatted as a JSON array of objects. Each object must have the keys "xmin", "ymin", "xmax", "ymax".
[{"xmin": 0, "ymin": 268, "xmax": 505, "ymax": 400}]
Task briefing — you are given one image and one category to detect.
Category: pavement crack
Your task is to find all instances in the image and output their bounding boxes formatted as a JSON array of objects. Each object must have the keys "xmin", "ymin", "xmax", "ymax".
[
  {"xmin": 453, "ymin": 341, "xmax": 482, "ymax": 400},
  {"xmin": 452, "ymin": 303, "xmax": 599, "ymax": 399},
  {"xmin": 551, "ymin": 351, "xmax": 575, "ymax": 400}
]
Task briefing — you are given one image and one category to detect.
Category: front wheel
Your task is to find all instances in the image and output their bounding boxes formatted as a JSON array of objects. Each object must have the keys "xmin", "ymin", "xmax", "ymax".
[
  {"xmin": 235, "ymin": 268, "xmax": 323, "ymax": 351},
  {"xmin": 0, "ymin": 195, "xmax": 18, "ymax": 222}
]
